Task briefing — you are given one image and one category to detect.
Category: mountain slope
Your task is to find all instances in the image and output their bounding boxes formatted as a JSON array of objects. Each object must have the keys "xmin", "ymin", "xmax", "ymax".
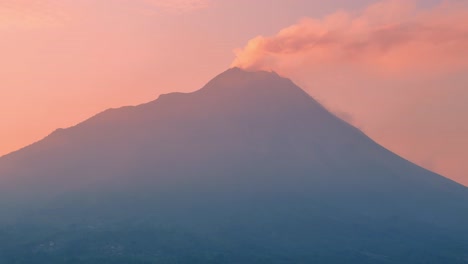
[{"xmin": 0, "ymin": 68, "xmax": 467, "ymax": 263}]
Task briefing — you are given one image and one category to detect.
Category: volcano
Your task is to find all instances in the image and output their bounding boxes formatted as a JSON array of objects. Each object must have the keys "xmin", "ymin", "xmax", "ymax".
[{"xmin": 0, "ymin": 68, "xmax": 467, "ymax": 263}]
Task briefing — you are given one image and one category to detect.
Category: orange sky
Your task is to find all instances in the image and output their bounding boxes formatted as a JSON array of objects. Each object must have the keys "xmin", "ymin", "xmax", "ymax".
[{"xmin": 1, "ymin": 0, "xmax": 467, "ymax": 185}]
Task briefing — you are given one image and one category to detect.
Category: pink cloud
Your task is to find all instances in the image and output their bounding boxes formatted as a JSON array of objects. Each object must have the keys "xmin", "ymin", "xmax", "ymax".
[
  {"xmin": 0, "ymin": 0, "xmax": 212, "ymax": 31},
  {"xmin": 0, "ymin": 0, "xmax": 70, "ymax": 30},
  {"xmin": 140, "ymin": 0, "xmax": 212, "ymax": 13},
  {"xmin": 232, "ymin": 0, "xmax": 468, "ymax": 75}
]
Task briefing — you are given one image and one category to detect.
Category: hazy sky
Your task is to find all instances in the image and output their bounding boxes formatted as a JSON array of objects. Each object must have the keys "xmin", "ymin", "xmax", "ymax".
[{"xmin": 1, "ymin": 0, "xmax": 467, "ymax": 185}]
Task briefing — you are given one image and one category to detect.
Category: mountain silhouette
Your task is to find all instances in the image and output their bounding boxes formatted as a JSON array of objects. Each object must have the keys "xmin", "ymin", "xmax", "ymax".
[{"xmin": 0, "ymin": 68, "xmax": 467, "ymax": 263}]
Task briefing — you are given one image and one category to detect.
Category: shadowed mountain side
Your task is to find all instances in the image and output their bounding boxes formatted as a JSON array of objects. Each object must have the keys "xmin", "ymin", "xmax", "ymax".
[{"xmin": 0, "ymin": 68, "xmax": 467, "ymax": 263}]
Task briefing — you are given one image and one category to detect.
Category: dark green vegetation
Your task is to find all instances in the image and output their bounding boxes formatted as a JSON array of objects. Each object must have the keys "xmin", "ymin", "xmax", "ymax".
[{"xmin": 0, "ymin": 68, "xmax": 467, "ymax": 263}]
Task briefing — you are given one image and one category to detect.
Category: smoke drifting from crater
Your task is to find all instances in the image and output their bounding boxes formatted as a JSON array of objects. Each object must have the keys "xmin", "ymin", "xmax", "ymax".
[{"xmin": 232, "ymin": 0, "xmax": 468, "ymax": 74}]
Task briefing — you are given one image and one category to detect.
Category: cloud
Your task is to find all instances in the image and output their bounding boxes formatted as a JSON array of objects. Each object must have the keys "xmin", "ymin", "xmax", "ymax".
[
  {"xmin": 0, "ymin": 0, "xmax": 69, "ymax": 30},
  {"xmin": 140, "ymin": 0, "xmax": 212, "ymax": 13},
  {"xmin": 232, "ymin": 0, "xmax": 468, "ymax": 75},
  {"xmin": 0, "ymin": 0, "xmax": 211, "ymax": 31}
]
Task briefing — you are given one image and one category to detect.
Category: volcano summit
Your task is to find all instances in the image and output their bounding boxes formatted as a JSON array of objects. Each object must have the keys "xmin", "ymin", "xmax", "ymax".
[{"xmin": 0, "ymin": 68, "xmax": 467, "ymax": 263}]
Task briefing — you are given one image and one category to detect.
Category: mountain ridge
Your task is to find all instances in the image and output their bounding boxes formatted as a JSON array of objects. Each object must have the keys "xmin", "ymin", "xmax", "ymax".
[
  {"xmin": 1, "ymin": 67, "xmax": 464, "ymax": 188},
  {"xmin": 0, "ymin": 67, "xmax": 467, "ymax": 263}
]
